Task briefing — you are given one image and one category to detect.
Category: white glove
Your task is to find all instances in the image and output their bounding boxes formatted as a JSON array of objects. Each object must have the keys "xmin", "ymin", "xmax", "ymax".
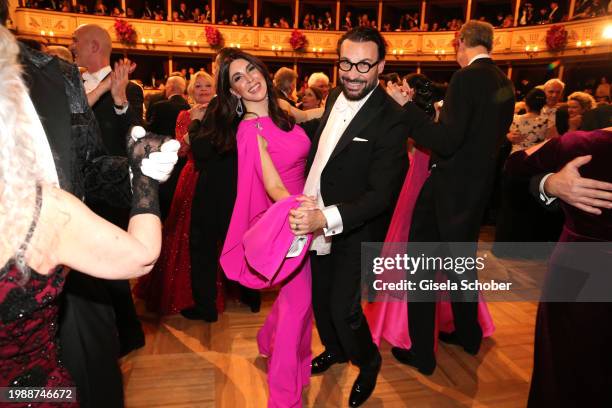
[
  {"xmin": 141, "ymin": 140, "xmax": 180, "ymax": 183},
  {"xmin": 130, "ymin": 126, "xmax": 180, "ymax": 183}
]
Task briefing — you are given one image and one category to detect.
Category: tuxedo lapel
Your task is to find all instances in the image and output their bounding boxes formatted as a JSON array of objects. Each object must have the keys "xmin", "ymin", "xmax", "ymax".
[{"xmin": 329, "ymin": 86, "xmax": 385, "ymax": 160}]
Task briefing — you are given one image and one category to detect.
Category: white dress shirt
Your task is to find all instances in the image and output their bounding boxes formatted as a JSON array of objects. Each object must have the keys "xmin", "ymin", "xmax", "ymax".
[
  {"xmin": 304, "ymin": 87, "xmax": 376, "ymax": 255},
  {"xmin": 82, "ymin": 65, "xmax": 129, "ymax": 115},
  {"xmin": 468, "ymin": 53, "xmax": 491, "ymax": 66}
]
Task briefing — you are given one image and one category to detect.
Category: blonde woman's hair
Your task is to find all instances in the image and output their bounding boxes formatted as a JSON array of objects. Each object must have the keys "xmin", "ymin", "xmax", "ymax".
[
  {"xmin": 187, "ymin": 70, "xmax": 214, "ymax": 102},
  {"xmin": 0, "ymin": 26, "xmax": 45, "ymax": 282},
  {"xmin": 568, "ymin": 91, "xmax": 596, "ymax": 112}
]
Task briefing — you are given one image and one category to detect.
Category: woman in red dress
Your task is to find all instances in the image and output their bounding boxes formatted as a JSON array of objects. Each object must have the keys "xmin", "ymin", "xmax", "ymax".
[{"xmin": 135, "ymin": 71, "xmax": 216, "ymax": 315}]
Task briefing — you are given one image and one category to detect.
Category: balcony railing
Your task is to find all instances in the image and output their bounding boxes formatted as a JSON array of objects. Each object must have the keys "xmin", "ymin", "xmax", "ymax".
[{"xmin": 13, "ymin": 9, "xmax": 612, "ymax": 61}]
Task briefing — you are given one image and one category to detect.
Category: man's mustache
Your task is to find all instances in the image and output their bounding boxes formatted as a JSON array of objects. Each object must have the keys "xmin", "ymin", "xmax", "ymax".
[{"xmin": 341, "ymin": 77, "xmax": 367, "ymax": 85}]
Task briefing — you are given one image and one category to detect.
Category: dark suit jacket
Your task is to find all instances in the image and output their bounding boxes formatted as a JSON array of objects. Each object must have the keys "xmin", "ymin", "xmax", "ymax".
[
  {"xmin": 402, "ymin": 58, "xmax": 515, "ymax": 242},
  {"xmin": 91, "ymin": 80, "xmax": 143, "ymax": 157},
  {"xmin": 190, "ymin": 96, "xmax": 238, "ymax": 232},
  {"xmin": 145, "ymin": 91, "xmax": 166, "ymax": 122},
  {"xmin": 301, "ymin": 86, "xmax": 409, "ymax": 245},
  {"xmin": 276, "ymin": 87, "xmax": 296, "ymax": 107},
  {"xmin": 581, "ymin": 104, "xmax": 612, "ymax": 131},
  {"xmin": 147, "ymin": 94, "xmax": 190, "ymax": 137}
]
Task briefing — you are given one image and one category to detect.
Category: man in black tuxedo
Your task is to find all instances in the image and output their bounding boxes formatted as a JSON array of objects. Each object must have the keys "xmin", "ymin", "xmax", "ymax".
[
  {"xmin": 70, "ymin": 23, "xmax": 145, "ymax": 358},
  {"xmin": 290, "ymin": 27, "xmax": 409, "ymax": 407},
  {"xmin": 386, "ymin": 20, "xmax": 515, "ymax": 375},
  {"xmin": 146, "ymin": 75, "xmax": 190, "ymax": 219},
  {"xmin": 147, "ymin": 75, "xmax": 189, "ymax": 135}
]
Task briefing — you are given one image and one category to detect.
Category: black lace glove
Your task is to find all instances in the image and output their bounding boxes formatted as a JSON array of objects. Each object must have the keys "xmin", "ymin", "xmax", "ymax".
[{"xmin": 127, "ymin": 126, "xmax": 171, "ymax": 218}]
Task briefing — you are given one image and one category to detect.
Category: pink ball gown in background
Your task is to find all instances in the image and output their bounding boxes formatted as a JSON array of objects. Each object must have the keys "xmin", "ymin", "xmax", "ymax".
[
  {"xmin": 220, "ymin": 117, "xmax": 312, "ymax": 408},
  {"xmin": 364, "ymin": 147, "xmax": 495, "ymax": 350},
  {"xmin": 135, "ymin": 110, "xmax": 226, "ymax": 315}
]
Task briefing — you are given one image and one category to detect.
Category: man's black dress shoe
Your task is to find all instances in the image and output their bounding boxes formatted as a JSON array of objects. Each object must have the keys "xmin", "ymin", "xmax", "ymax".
[
  {"xmin": 439, "ymin": 331, "xmax": 481, "ymax": 355},
  {"xmin": 180, "ymin": 307, "xmax": 218, "ymax": 322},
  {"xmin": 391, "ymin": 347, "xmax": 435, "ymax": 375},
  {"xmin": 348, "ymin": 352, "xmax": 382, "ymax": 407},
  {"xmin": 311, "ymin": 350, "xmax": 348, "ymax": 374}
]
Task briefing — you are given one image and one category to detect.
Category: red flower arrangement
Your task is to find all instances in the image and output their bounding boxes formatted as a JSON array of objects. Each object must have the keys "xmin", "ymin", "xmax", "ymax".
[
  {"xmin": 289, "ymin": 29, "xmax": 308, "ymax": 52},
  {"xmin": 451, "ymin": 31, "xmax": 460, "ymax": 52},
  {"xmin": 205, "ymin": 26, "xmax": 222, "ymax": 47},
  {"xmin": 114, "ymin": 19, "xmax": 137, "ymax": 46},
  {"xmin": 545, "ymin": 24, "xmax": 568, "ymax": 52}
]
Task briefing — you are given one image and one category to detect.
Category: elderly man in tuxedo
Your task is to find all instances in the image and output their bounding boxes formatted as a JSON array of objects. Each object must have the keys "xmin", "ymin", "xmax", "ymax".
[
  {"xmin": 386, "ymin": 20, "xmax": 515, "ymax": 375},
  {"xmin": 290, "ymin": 27, "xmax": 409, "ymax": 407}
]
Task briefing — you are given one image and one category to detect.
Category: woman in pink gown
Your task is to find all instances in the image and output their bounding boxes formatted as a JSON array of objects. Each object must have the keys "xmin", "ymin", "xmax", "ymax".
[
  {"xmin": 212, "ymin": 50, "xmax": 312, "ymax": 408},
  {"xmin": 135, "ymin": 72, "xmax": 216, "ymax": 315},
  {"xmin": 364, "ymin": 74, "xmax": 495, "ymax": 351}
]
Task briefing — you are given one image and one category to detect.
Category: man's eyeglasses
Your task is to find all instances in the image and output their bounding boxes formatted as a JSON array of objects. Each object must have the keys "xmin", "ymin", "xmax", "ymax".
[{"xmin": 337, "ymin": 59, "xmax": 380, "ymax": 74}]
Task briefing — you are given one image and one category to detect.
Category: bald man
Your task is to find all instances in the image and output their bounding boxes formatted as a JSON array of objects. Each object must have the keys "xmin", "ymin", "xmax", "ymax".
[
  {"xmin": 147, "ymin": 75, "xmax": 188, "ymax": 135},
  {"xmin": 71, "ymin": 24, "xmax": 144, "ymax": 153}
]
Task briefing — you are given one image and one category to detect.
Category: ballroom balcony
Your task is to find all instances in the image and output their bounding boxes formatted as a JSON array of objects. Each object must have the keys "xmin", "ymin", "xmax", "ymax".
[{"xmin": 11, "ymin": 8, "xmax": 612, "ymax": 62}]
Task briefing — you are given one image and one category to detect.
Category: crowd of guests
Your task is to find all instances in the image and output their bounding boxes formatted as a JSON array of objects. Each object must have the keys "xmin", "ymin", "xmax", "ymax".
[
  {"xmin": 2, "ymin": 6, "xmax": 611, "ymax": 407},
  {"xmin": 301, "ymin": 10, "xmax": 334, "ymax": 30},
  {"xmin": 19, "ymin": 0, "xmax": 612, "ymax": 29}
]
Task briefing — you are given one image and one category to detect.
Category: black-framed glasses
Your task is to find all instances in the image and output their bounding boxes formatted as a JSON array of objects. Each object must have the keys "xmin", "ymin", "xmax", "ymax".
[{"xmin": 337, "ymin": 59, "xmax": 380, "ymax": 74}]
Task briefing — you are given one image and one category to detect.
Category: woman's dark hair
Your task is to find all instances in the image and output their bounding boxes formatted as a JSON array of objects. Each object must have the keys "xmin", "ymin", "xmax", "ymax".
[
  {"xmin": 524, "ymin": 88, "xmax": 547, "ymax": 114},
  {"xmin": 199, "ymin": 48, "xmax": 295, "ymax": 152},
  {"xmin": 380, "ymin": 72, "xmax": 401, "ymax": 85},
  {"xmin": 402, "ymin": 73, "xmax": 444, "ymax": 118},
  {"xmin": 554, "ymin": 103, "xmax": 569, "ymax": 136}
]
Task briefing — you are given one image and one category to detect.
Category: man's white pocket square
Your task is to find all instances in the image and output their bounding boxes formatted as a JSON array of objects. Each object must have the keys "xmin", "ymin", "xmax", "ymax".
[{"xmin": 352, "ymin": 137, "xmax": 368, "ymax": 142}]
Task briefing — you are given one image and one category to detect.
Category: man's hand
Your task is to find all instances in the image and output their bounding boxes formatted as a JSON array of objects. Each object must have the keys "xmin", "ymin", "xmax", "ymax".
[
  {"xmin": 544, "ymin": 155, "xmax": 612, "ymax": 215},
  {"xmin": 289, "ymin": 207, "xmax": 327, "ymax": 236},
  {"xmin": 111, "ymin": 58, "xmax": 136, "ymax": 106}
]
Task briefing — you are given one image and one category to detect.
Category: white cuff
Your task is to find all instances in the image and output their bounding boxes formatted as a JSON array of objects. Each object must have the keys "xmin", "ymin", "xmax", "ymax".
[
  {"xmin": 539, "ymin": 173, "xmax": 558, "ymax": 205},
  {"xmin": 322, "ymin": 205, "xmax": 343, "ymax": 236},
  {"xmin": 114, "ymin": 102, "xmax": 129, "ymax": 115}
]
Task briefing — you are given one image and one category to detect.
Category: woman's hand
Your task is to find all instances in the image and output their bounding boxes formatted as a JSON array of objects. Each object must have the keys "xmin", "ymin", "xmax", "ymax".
[{"xmin": 189, "ymin": 103, "xmax": 208, "ymax": 121}]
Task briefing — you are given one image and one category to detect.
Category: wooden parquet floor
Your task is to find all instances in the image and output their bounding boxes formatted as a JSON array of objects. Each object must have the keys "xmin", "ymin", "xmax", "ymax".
[
  {"xmin": 121, "ymin": 229, "xmax": 539, "ymax": 407},
  {"xmin": 122, "ymin": 297, "xmax": 537, "ymax": 407}
]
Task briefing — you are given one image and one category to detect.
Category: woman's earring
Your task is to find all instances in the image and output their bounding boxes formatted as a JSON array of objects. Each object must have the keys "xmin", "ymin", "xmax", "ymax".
[{"xmin": 236, "ymin": 98, "xmax": 244, "ymax": 116}]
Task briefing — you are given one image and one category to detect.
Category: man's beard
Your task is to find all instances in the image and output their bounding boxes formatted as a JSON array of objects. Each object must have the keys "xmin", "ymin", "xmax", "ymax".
[{"xmin": 340, "ymin": 76, "xmax": 377, "ymax": 101}]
